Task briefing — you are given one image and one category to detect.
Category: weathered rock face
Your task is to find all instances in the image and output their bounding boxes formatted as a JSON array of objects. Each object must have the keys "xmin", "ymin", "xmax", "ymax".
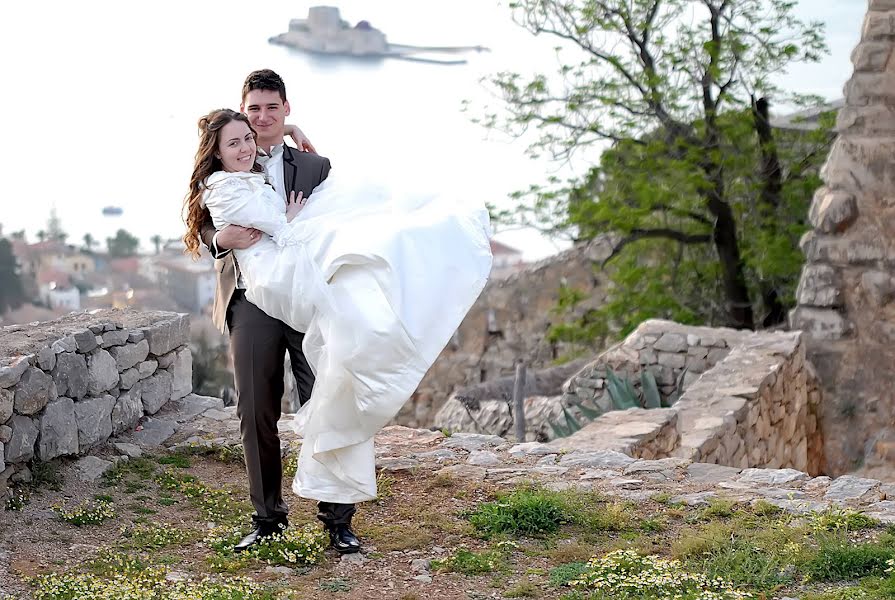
[
  {"xmin": 395, "ymin": 236, "xmax": 615, "ymax": 428},
  {"xmin": 791, "ymin": 4, "xmax": 895, "ymax": 475},
  {"xmin": 38, "ymin": 397, "xmax": 78, "ymax": 460},
  {"xmin": 0, "ymin": 310, "xmax": 193, "ymax": 486}
]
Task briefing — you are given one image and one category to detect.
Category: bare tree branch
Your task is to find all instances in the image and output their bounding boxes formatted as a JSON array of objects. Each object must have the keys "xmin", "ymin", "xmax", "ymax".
[{"xmin": 601, "ymin": 228, "xmax": 712, "ymax": 267}]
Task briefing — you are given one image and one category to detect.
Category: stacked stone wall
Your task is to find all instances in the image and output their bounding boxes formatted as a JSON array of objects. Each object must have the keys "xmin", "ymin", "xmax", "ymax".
[
  {"xmin": 0, "ymin": 310, "xmax": 192, "ymax": 489},
  {"xmin": 438, "ymin": 320, "xmax": 825, "ymax": 475},
  {"xmin": 791, "ymin": 0, "xmax": 895, "ymax": 475}
]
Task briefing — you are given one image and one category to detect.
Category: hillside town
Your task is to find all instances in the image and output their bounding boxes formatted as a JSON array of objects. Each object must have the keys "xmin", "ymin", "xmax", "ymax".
[{"xmin": 0, "ymin": 222, "xmax": 525, "ymax": 327}]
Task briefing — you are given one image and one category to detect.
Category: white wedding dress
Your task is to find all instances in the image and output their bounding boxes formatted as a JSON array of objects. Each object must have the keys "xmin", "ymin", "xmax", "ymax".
[{"xmin": 202, "ymin": 170, "xmax": 492, "ymax": 503}]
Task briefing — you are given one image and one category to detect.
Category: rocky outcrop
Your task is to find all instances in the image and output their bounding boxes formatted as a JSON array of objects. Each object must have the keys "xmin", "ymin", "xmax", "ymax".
[
  {"xmin": 791, "ymin": 2, "xmax": 895, "ymax": 475},
  {"xmin": 396, "ymin": 236, "xmax": 615, "ymax": 428},
  {"xmin": 0, "ymin": 310, "xmax": 192, "ymax": 488}
]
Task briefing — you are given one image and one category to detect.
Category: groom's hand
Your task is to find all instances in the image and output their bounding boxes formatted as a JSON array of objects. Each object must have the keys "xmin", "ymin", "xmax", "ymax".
[{"xmin": 217, "ymin": 225, "xmax": 262, "ymax": 250}]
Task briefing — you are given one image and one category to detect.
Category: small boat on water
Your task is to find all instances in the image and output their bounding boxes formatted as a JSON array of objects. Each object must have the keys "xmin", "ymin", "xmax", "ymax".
[{"xmin": 270, "ymin": 6, "xmax": 488, "ymax": 65}]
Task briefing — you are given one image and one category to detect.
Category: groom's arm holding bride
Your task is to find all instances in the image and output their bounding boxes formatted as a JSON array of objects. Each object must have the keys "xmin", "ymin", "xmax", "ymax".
[{"xmin": 200, "ymin": 124, "xmax": 316, "ymax": 257}]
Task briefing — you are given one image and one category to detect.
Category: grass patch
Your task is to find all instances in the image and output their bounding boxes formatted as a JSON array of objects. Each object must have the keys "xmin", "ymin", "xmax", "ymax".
[
  {"xmin": 468, "ymin": 488, "xmax": 571, "ymax": 537},
  {"xmin": 363, "ymin": 521, "xmax": 433, "ymax": 551},
  {"xmin": 87, "ymin": 549, "xmax": 148, "ymax": 576},
  {"xmin": 433, "ymin": 547, "xmax": 506, "ymax": 575},
  {"xmin": 153, "ymin": 469, "xmax": 250, "ymax": 527},
  {"xmin": 157, "ymin": 454, "xmax": 191, "ymax": 469},
  {"xmin": 243, "ymin": 525, "xmax": 328, "ymax": 567},
  {"xmin": 375, "ymin": 472, "xmax": 396, "ymax": 504},
  {"xmin": 318, "ymin": 577, "xmax": 352, "ymax": 593},
  {"xmin": 31, "ymin": 569, "xmax": 278, "ymax": 599},
  {"xmin": 701, "ymin": 498, "xmax": 737, "ymax": 520},
  {"xmin": 672, "ymin": 520, "xmax": 800, "ymax": 591},
  {"xmin": 120, "ymin": 522, "xmax": 196, "ymax": 551},
  {"xmin": 572, "ymin": 549, "xmax": 751, "ymax": 599},
  {"xmin": 126, "ymin": 503, "xmax": 157, "ymax": 515},
  {"xmin": 802, "ymin": 538, "xmax": 895, "ymax": 581},
  {"xmin": 505, "ymin": 579, "xmax": 540, "ymax": 597},
  {"xmin": 549, "ymin": 562, "xmax": 589, "ymax": 587},
  {"xmin": 53, "ymin": 499, "xmax": 115, "ymax": 527},
  {"xmin": 544, "ymin": 541, "xmax": 597, "ymax": 565},
  {"xmin": 809, "ymin": 508, "xmax": 879, "ymax": 533},
  {"xmin": 31, "ymin": 459, "xmax": 63, "ymax": 491}
]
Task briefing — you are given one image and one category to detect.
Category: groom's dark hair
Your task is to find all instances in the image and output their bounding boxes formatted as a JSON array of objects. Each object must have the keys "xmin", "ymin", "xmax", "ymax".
[{"xmin": 242, "ymin": 69, "xmax": 287, "ymax": 103}]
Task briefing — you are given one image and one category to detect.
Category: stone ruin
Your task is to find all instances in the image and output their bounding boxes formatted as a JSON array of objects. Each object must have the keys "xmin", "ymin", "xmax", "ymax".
[
  {"xmin": 435, "ymin": 1, "xmax": 895, "ymax": 481},
  {"xmin": 437, "ymin": 320, "xmax": 825, "ymax": 476},
  {"xmin": 791, "ymin": 0, "xmax": 895, "ymax": 476}
]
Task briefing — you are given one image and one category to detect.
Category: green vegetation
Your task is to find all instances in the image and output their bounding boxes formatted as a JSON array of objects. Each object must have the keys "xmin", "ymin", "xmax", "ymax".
[
  {"xmin": 15, "ymin": 438, "xmax": 895, "ymax": 600},
  {"xmin": 53, "ymin": 499, "xmax": 115, "ymax": 526},
  {"xmin": 469, "ymin": 488, "xmax": 571, "ymax": 536},
  {"xmin": 476, "ymin": 0, "xmax": 833, "ymax": 344}
]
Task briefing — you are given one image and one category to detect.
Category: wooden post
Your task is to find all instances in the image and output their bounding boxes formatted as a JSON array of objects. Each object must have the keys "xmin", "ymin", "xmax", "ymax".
[{"xmin": 512, "ymin": 361, "xmax": 527, "ymax": 442}]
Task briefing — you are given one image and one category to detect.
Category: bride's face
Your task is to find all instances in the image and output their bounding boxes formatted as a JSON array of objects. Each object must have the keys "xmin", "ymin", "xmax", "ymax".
[{"xmin": 217, "ymin": 120, "xmax": 257, "ymax": 173}]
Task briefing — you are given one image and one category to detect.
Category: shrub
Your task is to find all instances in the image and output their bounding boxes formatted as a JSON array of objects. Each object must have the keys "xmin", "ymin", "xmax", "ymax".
[
  {"xmin": 549, "ymin": 562, "xmax": 589, "ymax": 587},
  {"xmin": 433, "ymin": 547, "xmax": 505, "ymax": 575},
  {"xmin": 469, "ymin": 488, "xmax": 571, "ymax": 536},
  {"xmin": 803, "ymin": 539, "xmax": 895, "ymax": 581},
  {"xmin": 808, "ymin": 508, "xmax": 879, "ymax": 533}
]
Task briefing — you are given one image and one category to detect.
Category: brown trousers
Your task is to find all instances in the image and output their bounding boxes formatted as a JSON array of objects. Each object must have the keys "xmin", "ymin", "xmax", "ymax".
[{"xmin": 228, "ymin": 291, "xmax": 354, "ymax": 527}]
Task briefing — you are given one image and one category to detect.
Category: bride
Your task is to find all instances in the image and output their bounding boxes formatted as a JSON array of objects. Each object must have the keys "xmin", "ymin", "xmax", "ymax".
[{"xmin": 183, "ymin": 109, "xmax": 492, "ymax": 505}]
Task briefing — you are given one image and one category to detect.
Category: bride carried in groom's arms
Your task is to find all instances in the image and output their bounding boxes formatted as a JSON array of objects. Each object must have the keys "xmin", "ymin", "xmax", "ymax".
[{"xmin": 182, "ymin": 69, "xmax": 492, "ymax": 555}]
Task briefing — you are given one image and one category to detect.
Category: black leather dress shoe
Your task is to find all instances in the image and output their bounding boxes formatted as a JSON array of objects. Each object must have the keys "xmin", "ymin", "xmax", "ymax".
[
  {"xmin": 233, "ymin": 520, "xmax": 288, "ymax": 553},
  {"xmin": 328, "ymin": 524, "xmax": 361, "ymax": 554}
]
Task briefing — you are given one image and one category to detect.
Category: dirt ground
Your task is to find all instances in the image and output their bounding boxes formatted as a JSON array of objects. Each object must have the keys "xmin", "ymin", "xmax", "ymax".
[{"xmin": 0, "ymin": 449, "xmax": 597, "ymax": 600}]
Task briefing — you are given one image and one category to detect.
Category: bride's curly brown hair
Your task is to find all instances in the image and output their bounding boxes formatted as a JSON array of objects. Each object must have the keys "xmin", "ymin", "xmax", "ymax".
[{"xmin": 182, "ymin": 109, "xmax": 263, "ymax": 258}]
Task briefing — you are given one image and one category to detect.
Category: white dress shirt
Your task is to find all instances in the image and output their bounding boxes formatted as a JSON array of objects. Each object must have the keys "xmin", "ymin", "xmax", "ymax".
[{"xmin": 211, "ymin": 143, "xmax": 289, "ymax": 289}]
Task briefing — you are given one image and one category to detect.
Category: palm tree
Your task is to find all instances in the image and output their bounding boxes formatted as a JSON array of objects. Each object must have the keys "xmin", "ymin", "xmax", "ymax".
[
  {"xmin": 36, "ymin": 230, "xmax": 46, "ymax": 243},
  {"xmin": 83, "ymin": 233, "xmax": 96, "ymax": 252},
  {"xmin": 150, "ymin": 234, "xmax": 163, "ymax": 255}
]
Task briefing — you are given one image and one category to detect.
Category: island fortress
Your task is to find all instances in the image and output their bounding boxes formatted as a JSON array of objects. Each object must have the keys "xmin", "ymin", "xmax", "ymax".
[
  {"xmin": 269, "ymin": 6, "xmax": 487, "ymax": 64},
  {"xmin": 274, "ymin": 6, "xmax": 388, "ymax": 56}
]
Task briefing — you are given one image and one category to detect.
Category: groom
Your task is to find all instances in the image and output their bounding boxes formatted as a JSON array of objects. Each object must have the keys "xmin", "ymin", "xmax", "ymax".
[{"xmin": 200, "ymin": 69, "xmax": 360, "ymax": 554}]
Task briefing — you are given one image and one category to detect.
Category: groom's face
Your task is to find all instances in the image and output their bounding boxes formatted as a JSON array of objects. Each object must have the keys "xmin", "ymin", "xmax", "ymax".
[{"xmin": 241, "ymin": 89, "xmax": 291, "ymax": 144}]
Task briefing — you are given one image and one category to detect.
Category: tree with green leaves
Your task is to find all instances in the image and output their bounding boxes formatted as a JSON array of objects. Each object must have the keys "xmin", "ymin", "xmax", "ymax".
[
  {"xmin": 150, "ymin": 235, "xmax": 164, "ymax": 255},
  {"xmin": 46, "ymin": 207, "xmax": 67, "ymax": 243},
  {"xmin": 0, "ymin": 239, "xmax": 25, "ymax": 315},
  {"xmin": 478, "ymin": 0, "xmax": 829, "ymax": 335},
  {"xmin": 82, "ymin": 233, "xmax": 97, "ymax": 253},
  {"xmin": 106, "ymin": 229, "xmax": 140, "ymax": 258}
]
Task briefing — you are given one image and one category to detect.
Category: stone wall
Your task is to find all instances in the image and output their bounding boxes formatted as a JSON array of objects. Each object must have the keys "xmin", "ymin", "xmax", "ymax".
[
  {"xmin": 791, "ymin": 0, "xmax": 895, "ymax": 475},
  {"xmin": 0, "ymin": 310, "xmax": 192, "ymax": 488},
  {"xmin": 437, "ymin": 320, "xmax": 825, "ymax": 476},
  {"xmin": 394, "ymin": 236, "xmax": 615, "ymax": 428}
]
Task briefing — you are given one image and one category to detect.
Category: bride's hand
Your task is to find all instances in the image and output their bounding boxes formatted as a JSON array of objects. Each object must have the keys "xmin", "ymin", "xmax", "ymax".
[
  {"xmin": 284, "ymin": 124, "xmax": 317, "ymax": 154},
  {"xmin": 286, "ymin": 191, "xmax": 307, "ymax": 222}
]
